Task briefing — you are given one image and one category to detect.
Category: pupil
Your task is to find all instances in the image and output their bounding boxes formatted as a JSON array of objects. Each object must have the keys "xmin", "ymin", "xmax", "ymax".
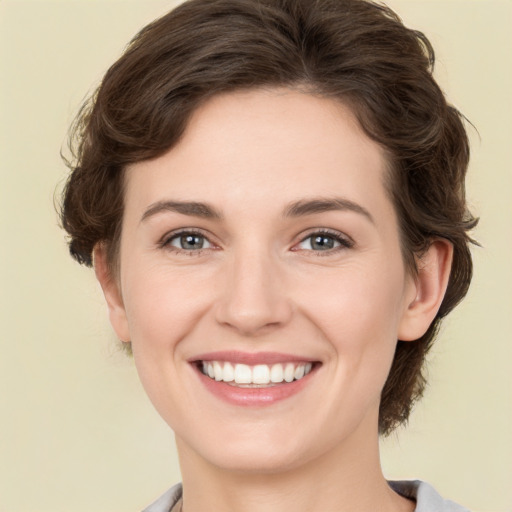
[
  {"xmin": 312, "ymin": 235, "xmax": 334, "ymax": 250},
  {"xmin": 182, "ymin": 234, "xmax": 203, "ymax": 250}
]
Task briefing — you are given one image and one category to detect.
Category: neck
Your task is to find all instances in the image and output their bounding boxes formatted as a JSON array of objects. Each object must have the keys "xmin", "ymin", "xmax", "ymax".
[{"xmin": 176, "ymin": 414, "xmax": 414, "ymax": 512}]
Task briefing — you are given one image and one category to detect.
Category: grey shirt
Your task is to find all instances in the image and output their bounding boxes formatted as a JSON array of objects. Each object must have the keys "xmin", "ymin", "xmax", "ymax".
[{"xmin": 142, "ymin": 480, "xmax": 470, "ymax": 512}]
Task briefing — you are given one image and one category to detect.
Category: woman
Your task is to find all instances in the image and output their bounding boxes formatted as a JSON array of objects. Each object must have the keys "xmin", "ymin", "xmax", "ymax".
[{"xmin": 60, "ymin": 0, "xmax": 476, "ymax": 510}]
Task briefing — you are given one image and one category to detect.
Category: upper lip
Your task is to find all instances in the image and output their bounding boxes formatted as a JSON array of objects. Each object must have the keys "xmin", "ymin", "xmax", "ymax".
[{"xmin": 189, "ymin": 351, "xmax": 318, "ymax": 366}]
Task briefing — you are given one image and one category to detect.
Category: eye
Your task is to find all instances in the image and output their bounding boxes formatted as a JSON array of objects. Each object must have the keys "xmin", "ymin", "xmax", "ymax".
[
  {"xmin": 164, "ymin": 231, "xmax": 213, "ymax": 251},
  {"xmin": 294, "ymin": 230, "xmax": 353, "ymax": 253}
]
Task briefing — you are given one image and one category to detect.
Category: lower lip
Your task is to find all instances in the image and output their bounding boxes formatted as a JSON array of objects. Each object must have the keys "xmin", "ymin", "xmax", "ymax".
[{"xmin": 194, "ymin": 365, "xmax": 316, "ymax": 406}]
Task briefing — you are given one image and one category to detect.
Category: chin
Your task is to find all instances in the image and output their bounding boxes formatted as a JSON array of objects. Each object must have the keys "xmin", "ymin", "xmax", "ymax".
[
  {"xmin": 173, "ymin": 415, "xmax": 316, "ymax": 473},
  {"xmin": 175, "ymin": 414, "xmax": 350, "ymax": 477},
  {"xmin": 204, "ymin": 442, "xmax": 312, "ymax": 475}
]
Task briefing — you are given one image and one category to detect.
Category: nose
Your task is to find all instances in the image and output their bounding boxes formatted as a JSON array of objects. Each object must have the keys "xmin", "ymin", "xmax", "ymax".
[{"xmin": 214, "ymin": 248, "xmax": 293, "ymax": 337}]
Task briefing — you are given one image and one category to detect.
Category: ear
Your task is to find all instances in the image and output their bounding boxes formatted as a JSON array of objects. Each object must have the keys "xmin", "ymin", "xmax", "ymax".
[
  {"xmin": 398, "ymin": 239, "xmax": 453, "ymax": 341},
  {"xmin": 93, "ymin": 244, "xmax": 131, "ymax": 343}
]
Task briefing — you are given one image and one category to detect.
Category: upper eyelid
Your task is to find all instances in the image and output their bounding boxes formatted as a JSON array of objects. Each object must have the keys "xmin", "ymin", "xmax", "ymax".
[
  {"xmin": 159, "ymin": 227, "xmax": 216, "ymax": 247},
  {"xmin": 296, "ymin": 228, "xmax": 354, "ymax": 245}
]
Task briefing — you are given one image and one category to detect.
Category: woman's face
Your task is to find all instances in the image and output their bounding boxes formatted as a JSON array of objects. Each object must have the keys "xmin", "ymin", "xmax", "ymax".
[{"xmin": 107, "ymin": 88, "xmax": 420, "ymax": 472}]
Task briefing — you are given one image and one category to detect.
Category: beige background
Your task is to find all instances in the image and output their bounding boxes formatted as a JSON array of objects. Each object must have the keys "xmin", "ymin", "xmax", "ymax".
[{"xmin": 0, "ymin": 1, "xmax": 510, "ymax": 511}]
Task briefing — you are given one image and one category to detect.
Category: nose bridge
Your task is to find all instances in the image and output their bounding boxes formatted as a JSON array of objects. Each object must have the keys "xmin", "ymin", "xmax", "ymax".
[{"xmin": 215, "ymin": 241, "xmax": 291, "ymax": 335}]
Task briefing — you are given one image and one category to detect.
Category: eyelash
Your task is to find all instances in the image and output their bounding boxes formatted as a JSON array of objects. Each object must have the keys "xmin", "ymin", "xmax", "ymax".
[
  {"xmin": 159, "ymin": 228, "xmax": 216, "ymax": 256},
  {"xmin": 159, "ymin": 228, "xmax": 354, "ymax": 256},
  {"xmin": 293, "ymin": 228, "xmax": 354, "ymax": 256}
]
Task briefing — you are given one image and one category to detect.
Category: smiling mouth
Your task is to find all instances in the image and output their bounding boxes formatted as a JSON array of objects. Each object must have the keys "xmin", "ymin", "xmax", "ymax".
[{"xmin": 197, "ymin": 361, "xmax": 315, "ymax": 387}]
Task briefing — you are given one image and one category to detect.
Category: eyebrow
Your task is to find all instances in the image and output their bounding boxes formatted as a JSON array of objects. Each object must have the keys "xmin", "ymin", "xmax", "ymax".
[
  {"xmin": 140, "ymin": 196, "xmax": 374, "ymax": 224},
  {"xmin": 282, "ymin": 197, "xmax": 374, "ymax": 224},
  {"xmin": 141, "ymin": 200, "xmax": 223, "ymax": 222}
]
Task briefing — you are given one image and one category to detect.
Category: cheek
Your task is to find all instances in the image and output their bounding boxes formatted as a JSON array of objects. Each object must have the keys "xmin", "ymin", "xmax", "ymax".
[
  {"xmin": 121, "ymin": 264, "xmax": 215, "ymax": 352},
  {"xmin": 293, "ymin": 261, "xmax": 408, "ymax": 402},
  {"xmin": 297, "ymin": 264, "xmax": 407, "ymax": 346}
]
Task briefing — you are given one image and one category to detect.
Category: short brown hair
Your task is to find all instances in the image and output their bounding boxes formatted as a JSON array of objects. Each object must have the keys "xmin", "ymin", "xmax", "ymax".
[{"xmin": 60, "ymin": 0, "xmax": 477, "ymax": 435}]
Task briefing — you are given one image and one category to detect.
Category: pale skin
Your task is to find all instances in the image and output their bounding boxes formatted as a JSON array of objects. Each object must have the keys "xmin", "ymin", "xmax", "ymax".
[{"xmin": 95, "ymin": 88, "xmax": 452, "ymax": 512}]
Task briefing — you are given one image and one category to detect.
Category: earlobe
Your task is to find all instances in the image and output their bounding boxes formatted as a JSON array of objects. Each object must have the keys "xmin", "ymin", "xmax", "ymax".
[
  {"xmin": 93, "ymin": 244, "xmax": 131, "ymax": 343},
  {"xmin": 398, "ymin": 240, "xmax": 454, "ymax": 342}
]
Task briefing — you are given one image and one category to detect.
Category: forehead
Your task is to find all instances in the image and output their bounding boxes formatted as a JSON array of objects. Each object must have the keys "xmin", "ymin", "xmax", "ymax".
[{"xmin": 123, "ymin": 88, "xmax": 393, "ymax": 223}]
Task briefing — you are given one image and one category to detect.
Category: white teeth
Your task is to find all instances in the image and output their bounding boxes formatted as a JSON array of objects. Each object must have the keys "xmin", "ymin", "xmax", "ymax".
[
  {"xmin": 234, "ymin": 364, "xmax": 252, "ymax": 384},
  {"xmin": 213, "ymin": 361, "xmax": 223, "ymax": 381},
  {"xmin": 284, "ymin": 363, "xmax": 295, "ymax": 383},
  {"xmin": 294, "ymin": 364, "xmax": 305, "ymax": 380},
  {"xmin": 253, "ymin": 364, "xmax": 270, "ymax": 384},
  {"xmin": 222, "ymin": 362, "xmax": 234, "ymax": 382},
  {"xmin": 270, "ymin": 363, "xmax": 284, "ymax": 383},
  {"xmin": 201, "ymin": 360, "xmax": 314, "ymax": 386}
]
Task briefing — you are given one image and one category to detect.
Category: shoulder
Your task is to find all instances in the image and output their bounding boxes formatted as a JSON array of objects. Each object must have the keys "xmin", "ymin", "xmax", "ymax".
[
  {"xmin": 389, "ymin": 480, "xmax": 471, "ymax": 512},
  {"xmin": 141, "ymin": 483, "xmax": 182, "ymax": 512}
]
